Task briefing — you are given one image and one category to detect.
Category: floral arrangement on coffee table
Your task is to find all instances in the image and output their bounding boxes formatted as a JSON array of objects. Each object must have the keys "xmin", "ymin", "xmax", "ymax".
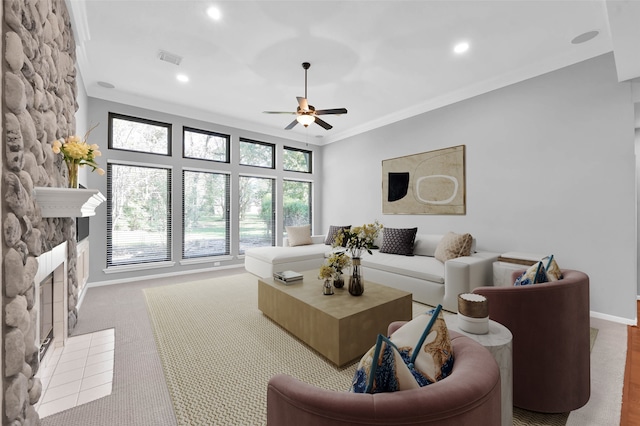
[
  {"xmin": 318, "ymin": 264, "xmax": 334, "ymax": 280},
  {"xmin": 323, "ymin": 252, "xmax": 352, "ymax": 288},
  {"xmin": 333, "ymin": 220, "xmax": 383, "ymax": 258}
]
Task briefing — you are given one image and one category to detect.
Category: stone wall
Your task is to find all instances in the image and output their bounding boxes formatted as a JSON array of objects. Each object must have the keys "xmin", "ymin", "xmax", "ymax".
[{"xmin": 2, "ymin": 0, "xmax": 79, "ymax": 424}]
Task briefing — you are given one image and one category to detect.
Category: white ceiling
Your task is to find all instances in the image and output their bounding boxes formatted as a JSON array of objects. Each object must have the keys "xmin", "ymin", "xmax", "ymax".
[{"xmin": 68, "ymin": 0, "xmax": 616, "ymax": 145}]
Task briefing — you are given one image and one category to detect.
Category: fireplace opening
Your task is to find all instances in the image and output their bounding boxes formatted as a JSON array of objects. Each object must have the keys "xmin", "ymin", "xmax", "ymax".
[{"xmin": 39, "ymin": 273, "xmax": 54, "ymax": 360}]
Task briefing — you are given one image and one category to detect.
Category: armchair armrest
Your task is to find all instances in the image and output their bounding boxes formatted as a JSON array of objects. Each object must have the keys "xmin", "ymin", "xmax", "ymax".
[{"xmin": 443, "ymin": 251, "xmax": 500, "ymax": 312}]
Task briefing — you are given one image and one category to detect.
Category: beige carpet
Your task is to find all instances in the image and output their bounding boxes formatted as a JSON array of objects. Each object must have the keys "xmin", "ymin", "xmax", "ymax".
[{"xmin": 144, "ymin": 273, "xmax": 607, "ymax": 426}]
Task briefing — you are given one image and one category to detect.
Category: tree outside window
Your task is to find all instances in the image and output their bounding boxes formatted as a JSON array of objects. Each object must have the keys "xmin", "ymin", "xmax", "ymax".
[
  {"xmin": 283, "ymin": 180, "xmax": 312, "ymax": 235},
  {"xmin": 107, "ymin": 164, "xmax": 171, "ymax": 266},
  {"xmin": 183, "ymin": 170, "xmax": 230, "ymax": 258},
  {"xmin": 284, "ymin": 147, "xmax": 312, "ymax": 173},
  {"xmin": 239, "ymin": 176, "xmax": 275, "ymax": 253},
  {"xmin": 183, "ymin": 127, "xmax": 229, "ymax": 162}
]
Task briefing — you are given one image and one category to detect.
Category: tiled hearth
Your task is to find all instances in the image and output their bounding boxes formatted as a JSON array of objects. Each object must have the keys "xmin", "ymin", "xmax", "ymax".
[{"xmin": 36, "ymin": 329, "xmax": 115, "ymax": 418}]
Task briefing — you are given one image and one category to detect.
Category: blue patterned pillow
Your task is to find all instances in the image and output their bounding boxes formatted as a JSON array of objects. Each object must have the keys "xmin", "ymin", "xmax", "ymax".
[
  {"xmin": 514, "ymin": 261, "xmax": 548, "ymax": 286},
  {"xmin": 379, "ymin": 227, "xmax": 418, "ymax": 255},
  {"xmin": 543, "ymin": 254, "xmax": 563, "ymax": 281},
  {"xmin": 350, "ymin": 305, "xmax": 454, "ymax": 393}
]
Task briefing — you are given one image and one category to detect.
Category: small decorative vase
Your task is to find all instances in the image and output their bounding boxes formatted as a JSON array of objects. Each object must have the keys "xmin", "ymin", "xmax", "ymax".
[
  {"xmin": 67, "ymin": 161, "xmax": 79, "ymax": 188},
  {"xmin": 333, "ymin": 272, "xmax": 344, "ymax": 289},
  {"xmin": 323, "ymin": 279, "xmax": 334, "ymax": 295},
  {"xmin": 349, "ymin": 258, "xmax": 364, "ymax": 296}
]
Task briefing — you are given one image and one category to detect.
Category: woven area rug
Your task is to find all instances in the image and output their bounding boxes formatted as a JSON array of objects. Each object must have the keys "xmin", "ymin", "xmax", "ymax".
[
  {"xmin": 144, "ymin": 274, "xmax": 357, "ymax": 425},
  {"xmin": 144, "ymin": 273, "xmax": 599, "ymax": 426}
]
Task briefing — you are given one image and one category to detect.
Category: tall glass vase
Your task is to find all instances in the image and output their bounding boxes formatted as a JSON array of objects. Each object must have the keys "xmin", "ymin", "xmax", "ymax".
[
  {"xmin": 349, "ymin": 257, "xmax": 364, "ymax": 296},
  {"xmin": 67, "ymin": 161, "xmax": 79, "ymax": 188},
  {"xmin": 333, "ymin": 272, "xmax": 344, "ymax": 289}
]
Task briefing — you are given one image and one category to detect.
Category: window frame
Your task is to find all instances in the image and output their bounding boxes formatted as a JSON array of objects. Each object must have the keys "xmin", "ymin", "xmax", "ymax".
[
  {"xmin": 106, "ymin": 161, "xmax": 173, "ymax": 268},
  {"xmin": 283, "ymin": 146, "xmax": 313, "ymax": 173},
  {"xmin": 182, "ymin": 168, "xmax": 231, "ymax": 259},
  {"xmin": 282, "ymin": 178, "xmax": 313, "ymax": 236},
  {"xmin": 182, "ymin": 126, "xmax": 231, "ymax": 163},
  {"xmin": 239, "ymin": 137, "xmax": 275, "ymax": 169},
  {"xmin": 108, "ymin": 112, "xmax": 172, "ymax": 156},
  {"xmin": 238, "ymin": 174, "xmax": 276, "ymax": 253}
]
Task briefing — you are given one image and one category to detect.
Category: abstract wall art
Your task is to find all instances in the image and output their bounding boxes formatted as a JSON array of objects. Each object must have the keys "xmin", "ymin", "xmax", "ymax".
[{"xmin": 382, "ymin": 145, "xmax": 466, "ymax": 215}]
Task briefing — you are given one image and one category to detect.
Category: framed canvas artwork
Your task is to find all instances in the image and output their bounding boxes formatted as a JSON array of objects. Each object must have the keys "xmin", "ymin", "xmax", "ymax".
[{"xmin": 382, "ymin": 145, "xmax": 466, "ymax": 215}]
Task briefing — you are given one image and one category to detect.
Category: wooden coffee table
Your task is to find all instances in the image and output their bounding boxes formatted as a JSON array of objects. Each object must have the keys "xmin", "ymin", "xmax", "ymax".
[{"xmin": 258, "ymin": 270, "xmax": 412, "ymax": 366}]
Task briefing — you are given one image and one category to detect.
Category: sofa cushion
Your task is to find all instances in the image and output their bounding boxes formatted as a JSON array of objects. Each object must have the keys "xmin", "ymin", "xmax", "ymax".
[
  {"xmin": 351, "ymin": 305, "xmax": 454, "ymax": 393},
  {"xmin": 324, "ymin": 225, "xmax": 350, "ymax": 246},
  {"xmin": 363, "ymin": 251, "xmax": 445, "ymax": 283},
  {"xmin": 434, "ymin": 232, "xmax": 473, "ymax": 262},
  {"xmin": 412, "ymin": 234, "xmax": 443, "ymax": 257},
  {"xmin": 245, "ymin": 244, "xmax": 330, "ymax": 264},
  {"xmin": 285, "ymin": 225, "xmax": 312, "ymax": 246},
  {"xmin": 380, "ymin": 227, "xmax": 417, "ymax": 255},
  {"xmin": 514, "ymin": 261, "xmax": 548, "ymax": 286}
]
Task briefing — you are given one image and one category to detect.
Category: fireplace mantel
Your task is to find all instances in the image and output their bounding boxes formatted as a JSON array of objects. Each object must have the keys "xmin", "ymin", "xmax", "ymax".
[{"xmin": 34, "ymin": 187, "xmax": 106, "ymax": 218}]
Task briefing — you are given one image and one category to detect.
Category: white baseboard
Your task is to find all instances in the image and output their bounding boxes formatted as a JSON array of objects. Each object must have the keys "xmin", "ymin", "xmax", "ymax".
[
  {"xmin": 87, "ymin": 264, "xmax": 245, "ymax": 288},
  {"xmin": 590, "ymin": 310, "xmax": 637, "ymax": 326}
]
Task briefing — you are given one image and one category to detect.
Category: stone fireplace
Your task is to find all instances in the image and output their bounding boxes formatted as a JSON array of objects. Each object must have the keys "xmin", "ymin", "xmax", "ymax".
[{"xmin": 2, "ymin": 1, "xmax": 82, "ymax": 425}]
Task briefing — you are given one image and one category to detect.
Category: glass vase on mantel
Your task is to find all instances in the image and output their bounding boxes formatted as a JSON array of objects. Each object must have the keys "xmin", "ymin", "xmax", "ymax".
[
  {"xmin": 349, "ymin": 258, "xmax": 364, "ymax": 296},
  {"xmin": 66, "ymin": 161, "xmax": 79, "ymax": 188}
]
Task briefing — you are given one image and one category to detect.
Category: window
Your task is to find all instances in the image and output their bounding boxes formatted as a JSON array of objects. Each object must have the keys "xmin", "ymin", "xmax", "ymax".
[
  {"xmin": 284, "ymin": 147, "xmax": 312, "ymax": 173},
  {"xmin": 107, "ymin": 163, "xmax": 172, "ymax": 266},
  {"xmin": 183, "ymin": 170, "xmax": 230, "ymax": 258},
  {"xmin": 109, "ymin": 113, "xmax": 171, "ymax": 155},
  {"xmin": 239, "ymin": 138, "xmax": 274, "ymax": 168},
  {"xmin": 283, "ymin": 180, "xmax": 312, "ymax": 234},
  {"xmin": 183, "ymin": 127, "xmax": 230, "ymax": 163},
  {"xmin": 239, "ymin": 176, "xmax": 275, "ymax": 253}
]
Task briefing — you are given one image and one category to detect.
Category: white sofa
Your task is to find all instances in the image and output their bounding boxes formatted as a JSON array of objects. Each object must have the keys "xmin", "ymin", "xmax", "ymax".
[{"xmin": 244, "ymin": 233, "xmax": 499, "ymax": 312}]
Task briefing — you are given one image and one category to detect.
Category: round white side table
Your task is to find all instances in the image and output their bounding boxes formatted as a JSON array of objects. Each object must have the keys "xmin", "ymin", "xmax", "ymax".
[{"xmin": 445, "ymin": 315, "xmax": 513, "ymax": 426}]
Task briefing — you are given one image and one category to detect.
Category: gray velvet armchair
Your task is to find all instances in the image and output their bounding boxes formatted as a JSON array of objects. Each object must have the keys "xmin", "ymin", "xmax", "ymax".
[
  {"xmin": 473, "ymin": 269, "xmax": 591, "ymax": 413},
  {"xmin": 266, "ymin": 331, "xmax": 501, "ymax": 426}
]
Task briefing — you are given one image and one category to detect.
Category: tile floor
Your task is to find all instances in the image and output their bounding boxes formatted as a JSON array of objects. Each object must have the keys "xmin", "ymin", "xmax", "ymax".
[{"xmin": 35, "ymin": 328, "xmax": 115, "ymax": 418}]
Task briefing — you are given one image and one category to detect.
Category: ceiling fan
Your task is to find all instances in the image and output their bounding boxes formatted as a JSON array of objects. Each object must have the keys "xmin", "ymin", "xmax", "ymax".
[{"xmin": 263, "ymin": 62, "xmax": 348, "ymax": 130}]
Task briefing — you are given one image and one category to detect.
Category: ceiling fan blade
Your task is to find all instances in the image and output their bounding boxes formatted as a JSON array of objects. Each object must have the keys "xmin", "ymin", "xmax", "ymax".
[
  {"xmin": 263, "ymin": 111, "xmax": 296, "ymax": 114},
  {"xmin": 314, "ymin": 117, "xmax": 333, "ymax": 130},
  {"xmin": 315, "ymin": 108, "xmax": 348, "ymax": 115},
  {"xmin": 297, "ymin": 97, "xmax": 309, "ymax": 111},
  {"xmin": 285, "ymin": 119, "xmax": 298, "ymax": 130}
]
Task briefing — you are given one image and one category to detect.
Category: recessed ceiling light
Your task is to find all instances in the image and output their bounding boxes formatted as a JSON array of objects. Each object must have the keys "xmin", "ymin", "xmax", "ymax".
[
  {"xmin": 176, "ymin": 74, "xmax": 189, "ymax": 83},
  {"xmin": 571, "ymin": 30, "xmax": 599, "ymax": 45},
  {"xmin": 207, "ymin": 6, "xmax": 221, "ymax": 21},
  {"xmin": 97, "ymin": 81, "xmax": 115, "ymax": 89},
  {"xmin": 453, "ymin": 42, "xmax": 470, "ymax": 54}
]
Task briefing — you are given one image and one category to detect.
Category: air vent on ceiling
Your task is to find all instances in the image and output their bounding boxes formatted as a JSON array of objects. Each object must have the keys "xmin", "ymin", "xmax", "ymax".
[{"xmin": 158, "ymin": 50, "xmax": 183, "ymax": 66}]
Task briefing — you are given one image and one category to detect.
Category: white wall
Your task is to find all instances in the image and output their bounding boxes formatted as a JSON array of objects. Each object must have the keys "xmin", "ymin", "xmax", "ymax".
[{"xmin": 321, "ymin": 53, "xmax": 637, "ymax": 322}]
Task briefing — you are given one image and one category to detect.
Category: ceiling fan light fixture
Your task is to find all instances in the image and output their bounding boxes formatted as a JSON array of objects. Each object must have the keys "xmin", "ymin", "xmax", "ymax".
[{"xmin": 296, "ymin": 114, "xmax": 315, "ymax": 127}]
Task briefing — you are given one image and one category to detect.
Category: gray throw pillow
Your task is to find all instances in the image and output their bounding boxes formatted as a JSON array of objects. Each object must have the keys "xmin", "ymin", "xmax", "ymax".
[
  {"xmin": 325, "ymin": 225, "xmax": 351, "ymax": 245},
  {"xmin": 380, "ymin": 227, "xmax": 418, "ymax": 255}
]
